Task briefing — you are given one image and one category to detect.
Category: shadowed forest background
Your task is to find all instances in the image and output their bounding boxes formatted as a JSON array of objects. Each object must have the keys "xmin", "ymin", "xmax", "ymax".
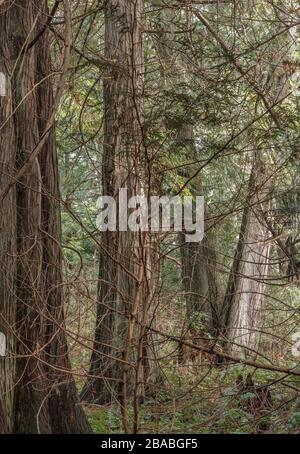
[{"xmin": 1, "ymin": 0, "xmax": 300, "ymax": 434}]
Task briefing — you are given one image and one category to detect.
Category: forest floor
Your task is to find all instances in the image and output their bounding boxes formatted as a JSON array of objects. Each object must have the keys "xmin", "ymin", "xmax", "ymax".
[
  {"xmin": 82, "ymin": 363, "xmax": 300, "ymax": 434},
  {"xmin": 67, "ymin": 292, "xmax": 300, "ymax": 434}
]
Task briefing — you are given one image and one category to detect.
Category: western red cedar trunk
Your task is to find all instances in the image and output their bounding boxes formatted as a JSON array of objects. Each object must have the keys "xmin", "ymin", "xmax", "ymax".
[
  {"xmin": 177, "ymin": 127, "xmax": 222, "ymax": 340},
  {"xmin": 178, "ymin": 155, "xmax": 223, "ymax": 361},
  {"xmin": 0, "ymin": 0, "xmax": 91, "ymax": 433},
  {"xmin": 12, "ymin": 0, "xmax": 51, "ymax": 431},
  {"xmin": 35, "ymin": 1, "xmax": 92, "ymax": 434},
  {"xmin": 222, "ymin": 153, "xmax": 272, "ymax": 357},
  {"xmin": 81, "ymin": 0, "xmax": 159, "ymax": 416},
  {"xmin": 0, "ymin": 4, "xmax": 17, "ymax": 430},
  {"xmin": 221, "ymin": 24, "xmax": 295, "ymax": 359}
]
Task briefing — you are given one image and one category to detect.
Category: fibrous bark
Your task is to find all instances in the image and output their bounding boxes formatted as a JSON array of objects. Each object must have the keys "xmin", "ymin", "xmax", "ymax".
[
  {"xmin": 0, "ymin": 0, "xmax": 91, "ymax": 434},
  {"xmin": 81, "ymin": 1, "xmax": 159, "ymax": 425},
  {"xmin": 222, "ymin": 154, "xmax": 272, "ymax": 357}
]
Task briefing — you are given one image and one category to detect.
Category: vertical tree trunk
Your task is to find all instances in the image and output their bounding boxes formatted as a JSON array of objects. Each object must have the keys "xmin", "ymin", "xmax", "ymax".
[
  {"xmin": 177, "ymin": 127, "xmax": 222, "ymax": 341},
  {"xmin": 12, "ymin": 1, "xmax": 51, "ymax": 430},
  {"xmin": 222, "ymin": 154, "xmax": 272, "ymax": 357},
  {"xmin": 221, "ymin": 22, "xmax": 297, "ymax": 359},
  {"xmin": 0, "ymin": 0, "xmax": 91, "ymax": 433},
  {"xmin": 0, "ymin": 8, "xmax": 17, "ymax": 430},
  {"xmin": 81, "ymin": 1, "xmax": 158, "ymax": 425},
  {"xmin": 179, "ymin": 232, "xmax": 222, "ymax": 334},
  {"xmin": 36, "ymin": 2, "xmax": 92, "ymax": 433},
  {"xmin": 177, "ymin": 153, "xmax": 223, "ymax": 360}
]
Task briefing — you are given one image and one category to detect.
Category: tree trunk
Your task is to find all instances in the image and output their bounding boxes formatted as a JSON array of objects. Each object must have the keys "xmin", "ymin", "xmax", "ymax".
[
  {"xmin": 0, "ymin": 6, "xmax": 17, "ymax": 431},
  {"xmin": 36, "ymin": 2, "xmax": 92, "ymax": 433},
  {"xmin": 221, "ymin": 22, "xmax": 296, "ymax": 359},
  {"xmin": 81, "ymin": 1, "xmax": 158, "ymax": 425},
  {"xmin": 222, "ymin": 154, "xmax": 272, "ymax": 357},
  {"xmin": 177, "ymin": 125, "xmax": 222, "ymax": 340},
  {"xmin": 0, "ymin": 0, "xmax": 91, "ymax": 433}
]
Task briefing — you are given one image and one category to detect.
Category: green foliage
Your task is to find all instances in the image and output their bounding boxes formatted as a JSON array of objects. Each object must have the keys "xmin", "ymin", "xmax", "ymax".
[{"xmin": 86, "ymin": 406, "xmax": 109, "ymax": 434}]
